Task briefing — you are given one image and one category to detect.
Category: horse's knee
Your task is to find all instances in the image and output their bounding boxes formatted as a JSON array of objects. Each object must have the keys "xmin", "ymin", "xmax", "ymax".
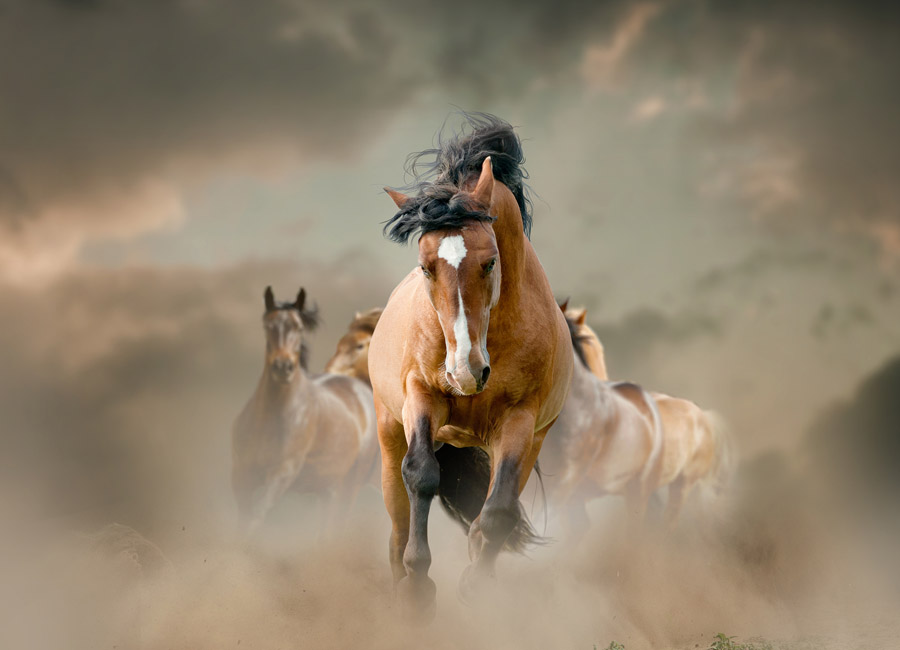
[{"xmin": 401, "ymin": 419, "xmax": 439, "ymax": 499}]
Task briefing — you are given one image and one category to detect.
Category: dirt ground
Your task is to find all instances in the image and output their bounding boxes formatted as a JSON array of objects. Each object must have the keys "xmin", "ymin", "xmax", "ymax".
[{"xmin": 4, "ymin": 476, "xmax": 898, "ymax": 650}]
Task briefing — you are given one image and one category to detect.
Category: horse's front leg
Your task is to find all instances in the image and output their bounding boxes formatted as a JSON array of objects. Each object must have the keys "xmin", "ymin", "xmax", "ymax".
[
  {"xmin": 462, "ymin": 410, "xmax": 545, "ymax": 593},
  {"xmin": 397, "ymin": 385, "xmax": 447, "ymax": 621},
  {"xmin": 244, "ymin": 459, "xmax": 305, "ymax": 537}
]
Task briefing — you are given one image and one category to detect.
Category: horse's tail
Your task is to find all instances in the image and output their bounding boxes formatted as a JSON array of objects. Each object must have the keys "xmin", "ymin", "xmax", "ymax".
[
  {"xmin": 701, "ymin": 410, "xmax": 736, "ymax": 496},
  {"xmin": 435, "ymin": 445, "xmax": 543, "ymax": 554}
]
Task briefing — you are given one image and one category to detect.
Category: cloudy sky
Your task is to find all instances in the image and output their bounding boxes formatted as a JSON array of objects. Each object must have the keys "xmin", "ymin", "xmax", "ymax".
[{"xmin": 1, "ymin": 0, "xmax": 899, "ymax": 531}]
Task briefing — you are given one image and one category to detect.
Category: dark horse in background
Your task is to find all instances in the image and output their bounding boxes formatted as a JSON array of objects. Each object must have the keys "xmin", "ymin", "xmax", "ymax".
[
  {"xmin": 232, "ymin": 287, "xmax": 378, "ymax": 536},
  {"xmin": 369, "ymin": 113, "xmax": 573, "ymax": 618}
]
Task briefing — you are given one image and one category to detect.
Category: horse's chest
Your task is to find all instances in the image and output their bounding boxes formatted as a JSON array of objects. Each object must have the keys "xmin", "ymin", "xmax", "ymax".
[{"xmin": 435, "ymin": 424, "xmax": 487, "ymax": 447}]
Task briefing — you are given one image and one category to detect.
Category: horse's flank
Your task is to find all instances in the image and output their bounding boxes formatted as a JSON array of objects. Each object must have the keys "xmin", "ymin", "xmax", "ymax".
[{"xmin": 572, "ymin": 308, "xmax": 733, "ymax": 525}]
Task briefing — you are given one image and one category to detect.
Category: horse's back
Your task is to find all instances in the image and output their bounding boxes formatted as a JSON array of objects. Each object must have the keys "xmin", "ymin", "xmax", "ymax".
[
  {"xmin": 313, "ymin": 373, "xmax": 376, "ymax": 441},
  {"xmin": 284, "ymin": 374, "xmax": 375, "ymax": 487},
  {"xmin": 584, "ymin": 382, "xmax": 660, "ymax": 493}
]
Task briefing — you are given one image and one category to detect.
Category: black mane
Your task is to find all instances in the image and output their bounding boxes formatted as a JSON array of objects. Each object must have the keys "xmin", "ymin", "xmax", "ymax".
[
  {"xmin": 383, "ymin": 112, "xmax": 533, "ymax": 244},
  {"xmin": 563, "ymin": 310, "xmax": 591, "ymax": 369}
]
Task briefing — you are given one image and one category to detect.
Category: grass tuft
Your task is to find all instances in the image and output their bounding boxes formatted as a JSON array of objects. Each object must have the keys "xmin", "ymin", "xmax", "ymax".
[{"xmin": 708, "ymin": 632, "xmax": 774, "ymax": 650}]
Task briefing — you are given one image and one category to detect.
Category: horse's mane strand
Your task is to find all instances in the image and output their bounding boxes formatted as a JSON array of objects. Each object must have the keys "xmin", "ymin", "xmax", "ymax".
[
  {"xmin": 383, "ymin": 111, "xmax": 533, "ymax": 244},
  {"xmin": 563, "ymin": 310, "xmax": 591, "ymax": 369}
]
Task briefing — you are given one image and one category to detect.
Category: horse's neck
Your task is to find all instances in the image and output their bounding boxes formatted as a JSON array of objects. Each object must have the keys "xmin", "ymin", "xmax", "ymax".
[
  {"xmin": 573, "ymin": 357, "xmax": 602, "ymax": 401},
  {"xmin": 256, "ymin": 369, "xmax": 314, "ymax": 420},
  {"xmin": 487, "ymin": 184, "xmax": 528, "ymax": 318},
  {"xmin": 590, "ymin": 372, "xmax": 616, "ymax": 413}
]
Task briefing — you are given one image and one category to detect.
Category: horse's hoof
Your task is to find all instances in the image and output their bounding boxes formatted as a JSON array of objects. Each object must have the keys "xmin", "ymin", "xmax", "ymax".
[
  {"xmin": 396, "ymin": 575, "xmax": 437, "ymax": 623},
  {"xmin": 456, "ymin": 564, "xmax": 495, "ymax": 606}
]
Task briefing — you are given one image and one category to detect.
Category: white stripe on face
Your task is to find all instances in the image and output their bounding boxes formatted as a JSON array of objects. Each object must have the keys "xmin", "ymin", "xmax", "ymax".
[
  {"xmin": 452, "ymin": 287, "xmax": 471, "ymax": 372},
  {"xmin": 437, "ymin": 235, "xmax": 467, "ymax": 269}
]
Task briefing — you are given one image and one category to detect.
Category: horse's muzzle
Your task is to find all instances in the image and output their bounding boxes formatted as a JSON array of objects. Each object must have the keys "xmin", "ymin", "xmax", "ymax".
[
  {"xmin": 447, "ymin": 362, "xmax": 491, "ymax": 395},
  {"xmin": 270, "ymin": 358, "xmax": 296, "ymax": 382}
]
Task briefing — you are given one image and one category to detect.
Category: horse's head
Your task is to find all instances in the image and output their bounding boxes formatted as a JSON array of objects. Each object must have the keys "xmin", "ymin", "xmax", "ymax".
[
  {"xmin": 564, "ymin": 305, "xmax": 608, "ymax": 380},
  {"xmin": 325, "ymin": 308, "xmax": 383, "ymax": 382},
  {"xmin": 389, "ymin": 159, "xmax": 500, "ymax": 395},
  {"xmin": 262, "ymin": 286, "xmax": 318, "ymax": 383}
]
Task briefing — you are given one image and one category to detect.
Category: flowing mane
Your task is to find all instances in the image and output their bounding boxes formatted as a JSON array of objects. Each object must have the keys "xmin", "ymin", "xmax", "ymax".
[{"xmin": 383, "ymin": 112, "xmax": 533, "ymax": 244}]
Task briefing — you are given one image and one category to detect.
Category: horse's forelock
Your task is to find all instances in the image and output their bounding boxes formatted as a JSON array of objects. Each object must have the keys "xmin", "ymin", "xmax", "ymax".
[{"xmin": 383, "ymin": 112, "xmax": 530, "ymax": 245}]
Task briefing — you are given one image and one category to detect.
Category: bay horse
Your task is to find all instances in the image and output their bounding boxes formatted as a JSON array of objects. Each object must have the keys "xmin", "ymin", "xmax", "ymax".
[
  {"xmin": 566, "ymin": 307, "xmax": 733, "ymax": 527},
  {"xmin": 231, "ymin": 287, "xmax": 379, "ymax": 536},
  {"xmin": 541, "ymin": 306, "xmax": 665, "ymax": 540},
  {"xmin": 369, "ymin": 113, "xmax": 573, "ymax": 617},
  {"xmin": 324, "ymin": 308, "xmax": 383, "ymax": 386}
]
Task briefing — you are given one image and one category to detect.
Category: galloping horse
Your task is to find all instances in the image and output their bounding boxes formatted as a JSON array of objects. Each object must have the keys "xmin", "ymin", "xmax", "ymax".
[
  {"xmin": 231, "ymin": 287, "xmax": 378, "ymax": 535},
  {"xmin": 369, "ymin": 114, "xmax": 573, "ymax": 617},
  {"xmin": 324, "ymin": 308, "xmax": 383, "ymax": 386},
  {"xmin": 542, "ymin": 307, "xmax": 664, "ymax": 540},
  {"xmin": 566, "ymin": 307, "xmax": 733, "ymax": 527}
]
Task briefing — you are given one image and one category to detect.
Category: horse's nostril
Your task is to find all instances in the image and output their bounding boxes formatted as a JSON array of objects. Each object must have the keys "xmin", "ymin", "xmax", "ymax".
[
  {"xmin": 480, "ymin": 366, "xmax": 491, "ymax": 387},
  {"xmin": 274, "ymin": 359, "xmax": 294, "ymax": 375}
]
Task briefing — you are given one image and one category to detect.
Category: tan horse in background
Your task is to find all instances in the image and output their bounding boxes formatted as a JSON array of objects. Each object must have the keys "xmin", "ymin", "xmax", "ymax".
[
  {"xmin": 566, "ymin": 307, "xmax": 733, "ymax": 527},
  {"xmin": 231, "ymin": 287, "xmax": 378, "ymax": 536},
  {"xmin": 324, "ymin": 308, "xmax": 383, "ymax": 386},
  {"xmin": 370, "ymin": 114, "xmax": 573, "ymax": 618},
  {"xmin": 540, "ymin": 307, "xmax": 664, "ymax": 540}
]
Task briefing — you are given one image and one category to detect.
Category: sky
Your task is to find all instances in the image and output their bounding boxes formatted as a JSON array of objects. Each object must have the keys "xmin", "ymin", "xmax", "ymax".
[
  {"xmin": 3, "ymin": 2, "xmax": 900, "ymax": 648},
  {"xmin": 1, "ymin": 0, "xmax": 899, "ymax": 542}
]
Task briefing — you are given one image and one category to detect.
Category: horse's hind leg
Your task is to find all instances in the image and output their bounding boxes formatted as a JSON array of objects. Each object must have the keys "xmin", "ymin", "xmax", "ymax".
[
  {"xmin": 623, "ymin": 477, "xmax": 651, "ymax": 540},
  {"xmin": 564, "ymin": 497, "xmax": 590, "ymax": 546},
  {"xmin": 664, "ymin": 475, "xmax": 688, "ymax": 529}
]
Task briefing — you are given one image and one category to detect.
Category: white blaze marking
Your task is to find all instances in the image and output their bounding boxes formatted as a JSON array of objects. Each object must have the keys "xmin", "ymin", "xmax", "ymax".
[
  {"xmin": 453, "ymin": 288, "xmax": 471, "ymax": 371},
  {"xmin": 437, "ymin": 235, "xmax": 467, "ymax": 269}
]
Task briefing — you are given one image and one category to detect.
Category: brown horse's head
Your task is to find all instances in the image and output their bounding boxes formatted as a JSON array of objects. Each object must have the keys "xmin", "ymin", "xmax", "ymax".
[
  {"xmin": 325, "ymin": 307, "xmax": 383, "ymax": 383},
  {"xmin": 262, "ymin": 286, "xmax": 319, "ymax": 383},
  {"xmin": 388, "ymin": 159, "xmax": 500, "ymax": 395},
  {"xmin": 564, "ymin": 305, "xmax": 609, "ymax": 381}
]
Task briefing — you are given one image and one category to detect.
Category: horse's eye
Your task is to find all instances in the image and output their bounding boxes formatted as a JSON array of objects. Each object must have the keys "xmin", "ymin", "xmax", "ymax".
[
  {"xmin": 420, "ymin": 265, "xmax": 433, "ymax": 280},
  {"xmin": 356, "ymin": 343, "xmax": 366, "ymax": 350},
  {"xmin": 483, "ymin": 259, "xmax": 496, "ymax": 276}
]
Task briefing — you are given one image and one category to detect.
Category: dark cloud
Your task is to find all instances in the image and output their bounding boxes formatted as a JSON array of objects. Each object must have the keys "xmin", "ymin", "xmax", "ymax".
[
  {"xmin": 594, "ymin": 306, "xmax": 723, "ymax": 379},
  {"xmin": 0, "ymin": 0, "xmax": 411, "ymax": 264},
  {"xmin": 627, "ymin": 0, "xmax": 900, "ymax": 240},
  {"xmin": 807, "ymin": 353, "xmax": 900, "ymax": 507}
]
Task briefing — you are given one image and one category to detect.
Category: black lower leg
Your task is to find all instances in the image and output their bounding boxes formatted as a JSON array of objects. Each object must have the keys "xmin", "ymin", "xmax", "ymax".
[
  {"xmin": 401, "ymin": 415, "xmax": 440, "ymax": 579},
  {"xmin": 471, "ymin": 457, "xmax": 521, "ymax": 573}
]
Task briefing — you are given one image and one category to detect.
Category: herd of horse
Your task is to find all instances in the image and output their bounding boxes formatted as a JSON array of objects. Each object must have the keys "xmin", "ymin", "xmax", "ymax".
[{"xmin": 231, "ymin": 113, "xmax": 733, "ymax": 619}]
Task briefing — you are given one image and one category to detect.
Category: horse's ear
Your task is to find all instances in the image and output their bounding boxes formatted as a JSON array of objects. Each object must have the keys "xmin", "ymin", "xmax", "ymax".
[
  {"xmin": 384, "ymin": 188, "xmax": 411, "ymax": 209},
  {"xmin": 264, "ymin": 286, "xmax": 276, "ymax": 312},
  {"xmin": 472, "ymin": 156, "xmax": 494, "ymax": 207},
  {"xmin": 559, "ymin": 298, "xmax": 570, "ymax": 313},
  {"xmin": 295, "ymin": 288, "xmax": 306, "ymax": 311},
  {"xmin": 574, "ymin": 308, "xmax": 587, "ymax": 326}
]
